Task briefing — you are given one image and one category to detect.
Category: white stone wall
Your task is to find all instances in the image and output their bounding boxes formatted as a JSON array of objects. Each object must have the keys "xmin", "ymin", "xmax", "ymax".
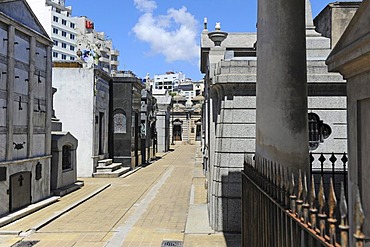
[{"xmin": 53, "ymin": 67, "xmax": 109, "ymax": 177}]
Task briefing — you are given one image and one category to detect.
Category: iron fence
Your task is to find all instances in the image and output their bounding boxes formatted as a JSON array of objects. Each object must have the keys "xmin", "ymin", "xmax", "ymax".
[{"xmin": 242, "ymin": 155, "xmax": 366, "ymax": 247}]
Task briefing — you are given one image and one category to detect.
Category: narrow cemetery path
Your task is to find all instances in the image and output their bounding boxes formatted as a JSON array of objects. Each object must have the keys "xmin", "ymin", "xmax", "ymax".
[{"xmin": 1, "ymin": 144, "xmax": 240, "ymax": 247}]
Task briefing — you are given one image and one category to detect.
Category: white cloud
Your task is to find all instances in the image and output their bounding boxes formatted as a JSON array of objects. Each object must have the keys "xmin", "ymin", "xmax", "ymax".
[
  {"xmin": 132, "ymin": 3, "xmax": 200, "ymax": 63},
  {"xmin": 134, "ymin": 0, "xmax": 157, "ymax": 13}
]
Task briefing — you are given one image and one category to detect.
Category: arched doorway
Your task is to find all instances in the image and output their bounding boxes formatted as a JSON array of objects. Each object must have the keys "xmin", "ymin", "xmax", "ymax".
[{"xmin": 173, "ymin": 119, "xmax": 183, "ymax": 141}]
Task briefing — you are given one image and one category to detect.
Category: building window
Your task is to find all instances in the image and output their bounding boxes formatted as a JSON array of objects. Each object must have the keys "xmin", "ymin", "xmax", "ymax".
[
  {"xmin": 70, "ymin": 34, "xmax": 75, "ymax": 40},
  {"xmin": 70, "ymin": 56, "xmax": 75, "ymax": 61},
  {"xmin": 0, "ymin": 167, "xmax": 6, "ymax": 181},
  {"xmin": 61, "ymin": 54, "xmax": 66, "ymax": 60},
  {"xmin": 113, "ymin": 110, "xmax": 127, "ymax": 133},
  {"xmin": 53, "ymin": 52, "xmax": 58, "ymax": 58},
  {"xmin": 308, "ymin": 113, "xmax": 332, "ymax": 150},
  {"xmin": 53, "ymin": 16, "xmax": 58, "ymax": 22},
  {"xmin": 53, "ymin": 40, "xmax": 58, "ymax": 46},
  {"xmin": 35, "ymin": 162, "xmax": 42, "ymax": 180},
  {"xmin": 53, "ymin": 28, "xmax": 58, "ymax": 34},
  {"xmin": 62, "ymin": 43, "xmax": 67, "ymax": 48},
  {"xmin": 70, "ymin": 45, "xmax": 75, "ymax": 51},
  {"xmin": 55, "ymin": 8, "xmax": 61, "ymax": 13},
  {"xmin": 62, "ymin": 19, "xmax": 67, "ymax": 25},
  {"xmin": 62, "ymin": 31, "xmax": 66, "ymax": 37},
  {"xmin": 70, "ymin": 23, "xmax": 75, "ymax": 29},
  {"xmin": 62, "ymin": 145, "xmax": 72, "ymax": 170}
]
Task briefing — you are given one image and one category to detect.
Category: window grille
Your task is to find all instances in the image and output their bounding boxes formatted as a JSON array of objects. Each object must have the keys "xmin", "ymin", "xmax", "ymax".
[{"xmin": 62, "ymin": 145, "xmax": 72, "ymax": 170}]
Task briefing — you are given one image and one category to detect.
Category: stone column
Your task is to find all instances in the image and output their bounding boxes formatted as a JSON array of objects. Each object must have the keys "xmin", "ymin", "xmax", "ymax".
[
  {"xmin": 6, "ymin": 25, "xmax": 15, "ymax": 161},
  {"xmin": 27, "ymin": 37, "xmax": 36, "ymax": 158},
  {"xmin": 45, "ymin": 46, "xmax": 52, "ymax": 155},
  {"xmin": 256, "ymin": 0, "xmax": 309, "ymax": 175}
]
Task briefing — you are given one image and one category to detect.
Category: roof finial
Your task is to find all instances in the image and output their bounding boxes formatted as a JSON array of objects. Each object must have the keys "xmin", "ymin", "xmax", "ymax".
[{"xmin": 215, "ymin": 22, "xmax": 221, "ymax": 30}]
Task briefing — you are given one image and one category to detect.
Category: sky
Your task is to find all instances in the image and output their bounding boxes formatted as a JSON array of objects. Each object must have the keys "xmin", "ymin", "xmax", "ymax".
[{"xmin": 67, "ymin": 0, "xmax": 332, "ymax": 81}]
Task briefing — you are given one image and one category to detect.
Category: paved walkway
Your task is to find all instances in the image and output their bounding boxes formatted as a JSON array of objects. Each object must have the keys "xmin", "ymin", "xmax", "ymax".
[{"xmin": 0, "ymin": 144, "xmax": 240, "ymax": 247}]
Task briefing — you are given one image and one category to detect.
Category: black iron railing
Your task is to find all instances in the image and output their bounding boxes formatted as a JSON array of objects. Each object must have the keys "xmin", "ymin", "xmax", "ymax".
[{"xmin": 242, "ymin": 155, "xmax": 366, "ymax": 247}]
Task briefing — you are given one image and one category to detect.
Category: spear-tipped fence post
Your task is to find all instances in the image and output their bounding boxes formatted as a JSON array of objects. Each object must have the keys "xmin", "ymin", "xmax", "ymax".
[
  {"xmin": 328, "ymin": 178, "xmax": 337, "ymax": 245},
  {"xmin": 290, "ymin": 173, "xmax": 297, "ymax": 214},
  {"xmin": 276, "ymin": 163, "xmax": 282, "ymax": 202},
  {"xmin": 339, "ymin": 182, "xmax": 349, "ymax": 247},
  {"xmin": 318, "ymin": 177, "xmax": 327, "ymax": 238},
  {"xmin": 354, "ymin": 186, "xmax": 365, "ymax": 247},
  {"xmin": 285, "ymin": 167, "xmax": 290, "ymax": 208},
  {"xmin": 302, "ymin": 173, "xmax": 310, "ymax": 225},
  {"xmin": 309, "ymin": 175, "xmax": 317, "ymax": 230},
  {"xmin": 297, "ymin": 170, "xmax": 304, "ymax": 219}
]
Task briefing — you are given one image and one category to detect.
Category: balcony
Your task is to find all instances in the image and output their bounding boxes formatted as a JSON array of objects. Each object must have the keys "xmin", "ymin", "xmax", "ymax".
[
  {"xmin": 98, "ymin": 56, "xmax": 109, "ymax": 64},
  {"xmin": 111, "ymin": 49, "xmax": 120, "ymax": 56},
  {"xmin": 110, "ymin": 60, "xmax": 119, "ymax": 66}
]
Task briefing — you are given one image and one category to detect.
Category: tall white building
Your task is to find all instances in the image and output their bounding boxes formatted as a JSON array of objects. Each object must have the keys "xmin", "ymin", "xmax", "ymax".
[
  {"xmin": 152, "ymin": 72, "xmax": 185, "ymax": 94},
  {"xmin": 26, "ymin": 0, "xmax": 120, "ymax": 75},
  {"xmin": 26, "ymin": 0, "xmax": 78, "ymax": 61}
]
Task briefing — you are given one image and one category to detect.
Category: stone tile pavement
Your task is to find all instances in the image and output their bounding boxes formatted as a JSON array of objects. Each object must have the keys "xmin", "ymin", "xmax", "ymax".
[{"xmin": 0, "ymin": 144, "xmax": 240, "ymax": 247}]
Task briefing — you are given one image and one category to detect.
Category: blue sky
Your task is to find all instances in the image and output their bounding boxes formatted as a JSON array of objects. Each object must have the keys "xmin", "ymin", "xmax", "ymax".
[{"xmin": 68, "ymin": 0, "xmax": 332, "ymax": 81}]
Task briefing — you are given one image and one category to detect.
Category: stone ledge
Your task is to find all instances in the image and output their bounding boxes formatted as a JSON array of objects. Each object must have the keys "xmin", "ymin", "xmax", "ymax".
[{"xmin": 0, "ymin": 196, "xmax": 60, "ymax": 228}]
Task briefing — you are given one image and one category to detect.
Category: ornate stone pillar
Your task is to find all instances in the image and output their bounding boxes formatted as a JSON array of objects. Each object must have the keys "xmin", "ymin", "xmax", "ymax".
[{"xmin": 256, "ymin": 0, "xmax": 309, "ymax": 175}]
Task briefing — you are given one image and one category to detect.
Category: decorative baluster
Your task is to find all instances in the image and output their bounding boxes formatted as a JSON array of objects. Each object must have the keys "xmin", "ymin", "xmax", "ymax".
[
  {"xmin": 341, "ymin": 153, "xmax": 348, "ymax": 195},
  {"xmin": 319, "ymin": 153, "xmax": 326, "ymax": 178},
  {"xmin": 302, "ymin": 173, "xmax": 309, "ymax": 224},
  {"xmin": 318, "ymin": 177, "xmax": 327, "ymax": 238},
  {"xmin": 327, "ymin": 178, "xmax": 337, "ymax": 245},
  {"xmin": 290, "ymin": 173, "xmax": 297, "ymax": 214},
  {"xmin": 297, "ymin": 170, "xmax": 303, "ymax": 219},
  {"xmin": 329, "ymin": 153, "xmax": 337, "ymax": 185},
  {"xmin": 309, "ymin": 175, "xmax": 317, "ymax": 230},
  {"xmin": 354, "ymin": 186, "xmax": 365, "ymax": 247},
  {"xmin": 309, "ymin": 152, "xmax": 314, "ymax": 173},
  {"xmin": 339, "ymin": 182, "xmax": 349, "ymax": 247}
]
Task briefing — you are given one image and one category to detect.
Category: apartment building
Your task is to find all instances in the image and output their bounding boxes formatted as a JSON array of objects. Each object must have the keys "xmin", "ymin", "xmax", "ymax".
[
  {"xmin": 152, "ymin": 72, "xmax": 185, "ymax": 94},
  {"xmin": 26, "ymin": 0, "xmax": 78, "ymax": 61},
  {"xmin": 74, "ymin": 16, "xmax": 119, "ymax": 75},
  {"xmin": 26, "ymin": 0, "xmax": 120, "ymax": 75}
]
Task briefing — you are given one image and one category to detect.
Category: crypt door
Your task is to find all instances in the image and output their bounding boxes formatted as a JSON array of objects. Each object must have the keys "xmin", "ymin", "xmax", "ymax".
[
  {"xmin": 10, "ymin": 172, "xmax": 31, "ymax": 212},
  {"xmin": 173, "ymin": 125, "xmax": 182, "ymax": 141}
]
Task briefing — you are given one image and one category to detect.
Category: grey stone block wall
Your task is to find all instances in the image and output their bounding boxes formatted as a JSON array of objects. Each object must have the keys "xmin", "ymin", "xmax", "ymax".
[{"xmin": 203, "ymin": 15, "xmax": 349, "ymax": 232}]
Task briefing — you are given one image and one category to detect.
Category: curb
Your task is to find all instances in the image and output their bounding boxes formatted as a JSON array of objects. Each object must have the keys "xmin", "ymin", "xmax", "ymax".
[{"xmin": 0, "ymin": 196, "xmax": 60, "ymax": 229}]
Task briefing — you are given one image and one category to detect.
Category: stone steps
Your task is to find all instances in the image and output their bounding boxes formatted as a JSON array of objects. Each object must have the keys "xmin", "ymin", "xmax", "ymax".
[
  {"xmin": 97, "ymin": 159, "xmax": 113, "ymax": 166},
  {"xmin": 97, "ymin": 163, "xmax": 123, "ymax": 172},
  {"xmin": 93, "ymin": 159, "xmax": 130, "ymax": 178},
  {"xmin": 93, "ymin": 167, "xmax": 130, "ymax": 178}
]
